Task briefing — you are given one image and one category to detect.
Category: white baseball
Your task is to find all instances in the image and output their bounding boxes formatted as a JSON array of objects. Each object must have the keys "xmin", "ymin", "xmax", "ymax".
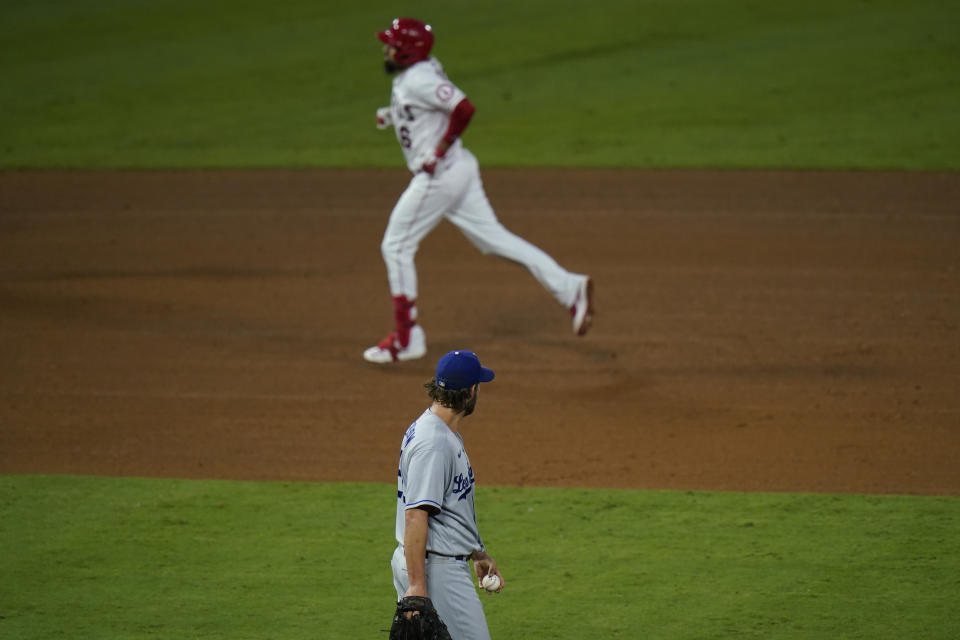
[{"xmin": 481, "ymin": 574, "xmax": 501, "ymax": 592}]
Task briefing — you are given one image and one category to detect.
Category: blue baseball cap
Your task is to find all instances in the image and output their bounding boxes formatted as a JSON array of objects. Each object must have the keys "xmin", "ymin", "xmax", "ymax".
[{"xmin": 435, "ymin": 350, "xmax": 495, "ymax": 390}]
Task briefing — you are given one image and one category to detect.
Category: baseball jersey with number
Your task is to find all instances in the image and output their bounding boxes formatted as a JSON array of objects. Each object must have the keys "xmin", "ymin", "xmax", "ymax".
[
  {"xmin": 396, "ymin": 409, "xmax": 484, "ymax": 556},
  {"xmin": 388, "ymin": 57, "xmax": 467, "ymax": 173}
]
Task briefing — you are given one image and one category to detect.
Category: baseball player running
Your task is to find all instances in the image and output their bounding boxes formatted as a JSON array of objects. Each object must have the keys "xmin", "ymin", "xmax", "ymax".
[
  {"xmin": 392, "ymin": 350, "xmax": 502, "ymax": 640},
  {"xmin": 365, "ymin": 17, "xmax": 594, "ymax": 363}
]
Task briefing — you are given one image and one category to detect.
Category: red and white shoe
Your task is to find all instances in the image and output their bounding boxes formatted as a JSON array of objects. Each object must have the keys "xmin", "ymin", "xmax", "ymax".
[
  {"xmin": 363, "ymin": 325, "xmax": 427, "ymax": 363},
  {"xmin": 570, "ymin": 276, "xmax": 594, "ymax": 336}
]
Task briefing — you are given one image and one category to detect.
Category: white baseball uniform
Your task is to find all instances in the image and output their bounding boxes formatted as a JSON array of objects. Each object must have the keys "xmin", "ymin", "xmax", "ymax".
[
  {"xmin": 392, "ymin": 408, "xmax": 491, "ymax": 640},
  {"xmin": 379, "ymin": 56, "xmax": 587, "ymax": 309}
]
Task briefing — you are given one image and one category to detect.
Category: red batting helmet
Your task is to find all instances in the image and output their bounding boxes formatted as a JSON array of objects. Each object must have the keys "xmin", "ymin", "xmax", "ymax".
[{"xmin": 377, "ymin": 18, "xmax": 434, "ymax": 65}]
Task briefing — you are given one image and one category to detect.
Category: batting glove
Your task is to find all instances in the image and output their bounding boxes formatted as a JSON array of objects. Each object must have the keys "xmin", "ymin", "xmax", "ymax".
[
  {"xmin": 415, "ymin": 151, "xmax": 437, "ymax": 175},
  {"xmin": 419, "ymin": 145, "xmax": 449, "ymax": 176},
  {"xmin": 376, "ymin": 107, "xmax": 393, "ymax": 130}
]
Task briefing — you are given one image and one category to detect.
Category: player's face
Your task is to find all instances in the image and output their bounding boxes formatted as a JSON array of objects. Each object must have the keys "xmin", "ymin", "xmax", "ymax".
[
  {"xmin": 463, "ymin": 384, "xmax": 479, "ymax": 417},
  {"xmin": 383, "ymin": 45, "xmax": 401, "ymax": 75}
]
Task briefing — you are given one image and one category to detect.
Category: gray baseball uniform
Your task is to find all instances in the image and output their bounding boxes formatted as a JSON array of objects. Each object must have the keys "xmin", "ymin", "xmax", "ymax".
[{"xmin": 392, "ymin": 408, "xmax": 491, "ymax": 640}]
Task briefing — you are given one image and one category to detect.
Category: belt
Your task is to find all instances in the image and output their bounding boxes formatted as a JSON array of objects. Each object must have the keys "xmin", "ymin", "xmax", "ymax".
[{"xmin": 426, "ymin": 551, "xmax": 468, "ymax": 561}]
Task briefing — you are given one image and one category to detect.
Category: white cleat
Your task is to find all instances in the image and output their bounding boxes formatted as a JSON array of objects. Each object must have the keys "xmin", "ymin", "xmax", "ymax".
[
  {"xmin": 363, "ymin": 325, "xmax": 427, "ymax": 363},
  {"xmin": 570, "ymin": 276, "xmax": 594, "ymax": 336}
]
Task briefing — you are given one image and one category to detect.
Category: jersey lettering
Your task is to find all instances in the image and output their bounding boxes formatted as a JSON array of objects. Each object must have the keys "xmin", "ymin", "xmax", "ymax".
[
  {"xmin": 399, "ymin": 125, "xmax": 412, "ymax": 149},
  {"xmin": 395, "ymin": 410, "xmax": 482, "ymax": 556},
  {"xmin": 388, "ymin": 58, "xmax": 466, "ymax": 172},
  {"xmin": 452, "ymin": 465, "xmax": 475, "ymax": 502}
]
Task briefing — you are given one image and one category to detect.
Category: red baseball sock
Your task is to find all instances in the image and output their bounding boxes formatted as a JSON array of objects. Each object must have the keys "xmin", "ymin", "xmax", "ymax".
[{"xmin": 392, "ymin": 295, "xmax": 417, "ymax": 348}]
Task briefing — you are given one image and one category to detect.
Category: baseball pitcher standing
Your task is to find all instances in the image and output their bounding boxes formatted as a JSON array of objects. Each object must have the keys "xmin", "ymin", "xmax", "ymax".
[
  {"xmin": 392, "ymin": 350, "xmax": 502, "ymax": 640},
  {"xmin": 365, "ymin": 18, "xmax": 594, "ymax": 363}
]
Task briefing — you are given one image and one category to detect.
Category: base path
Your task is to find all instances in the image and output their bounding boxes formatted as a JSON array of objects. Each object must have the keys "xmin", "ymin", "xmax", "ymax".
[{"xmin": 1, "ymin": 169, "xmax": 958, "ymax": 495}]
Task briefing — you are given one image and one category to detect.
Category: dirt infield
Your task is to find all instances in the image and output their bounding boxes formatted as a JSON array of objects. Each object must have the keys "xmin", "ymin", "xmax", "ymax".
[{"xmin": 1, "ymin": 169, "xmax": 958, "ymax": 495}]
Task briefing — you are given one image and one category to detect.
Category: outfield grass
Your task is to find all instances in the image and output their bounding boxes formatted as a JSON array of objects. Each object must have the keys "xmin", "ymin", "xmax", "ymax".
[
  {"xmin": 1, "ymin": 0, "xmax": 957, "ymax": 169},
  {"xmin": 2, "ymin": 475, "xmax": 957, "ymax": 639}
]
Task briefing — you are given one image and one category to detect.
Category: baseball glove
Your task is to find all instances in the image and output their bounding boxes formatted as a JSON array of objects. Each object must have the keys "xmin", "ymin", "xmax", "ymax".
[{"xmin": 389, "ymin": 596, "xmax": 453, "ymax": 640}]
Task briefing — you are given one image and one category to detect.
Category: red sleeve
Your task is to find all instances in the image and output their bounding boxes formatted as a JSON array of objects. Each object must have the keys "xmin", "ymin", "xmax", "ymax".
[{"xmin": 441, "ymin": 98, "xmax": 475, "ymax": 145}]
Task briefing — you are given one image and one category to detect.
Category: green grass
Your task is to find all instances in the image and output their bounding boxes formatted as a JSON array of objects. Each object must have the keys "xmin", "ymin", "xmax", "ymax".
[
  {"xmin": 0, "ymin": 0, "xmax": 957, "ymax": 169},
  {"xmin": 2, "ymin": 475, "xmax": 958, "ymax": 639}
]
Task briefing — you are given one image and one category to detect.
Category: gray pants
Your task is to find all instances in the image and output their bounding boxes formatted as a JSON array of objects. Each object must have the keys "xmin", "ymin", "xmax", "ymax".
[{"xmin": 391, "ymin": 545, "xmax": 491, "ymax": 640}]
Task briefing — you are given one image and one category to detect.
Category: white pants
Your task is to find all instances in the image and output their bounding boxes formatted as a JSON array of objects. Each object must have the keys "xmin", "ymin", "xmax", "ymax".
[
  {"xmin": 381, "ymin": 148, "xmax": 583, "ymax": 306},
  {"xmin": 392, "ymin": 545, "xmax": 491, "ymax": 640}
]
